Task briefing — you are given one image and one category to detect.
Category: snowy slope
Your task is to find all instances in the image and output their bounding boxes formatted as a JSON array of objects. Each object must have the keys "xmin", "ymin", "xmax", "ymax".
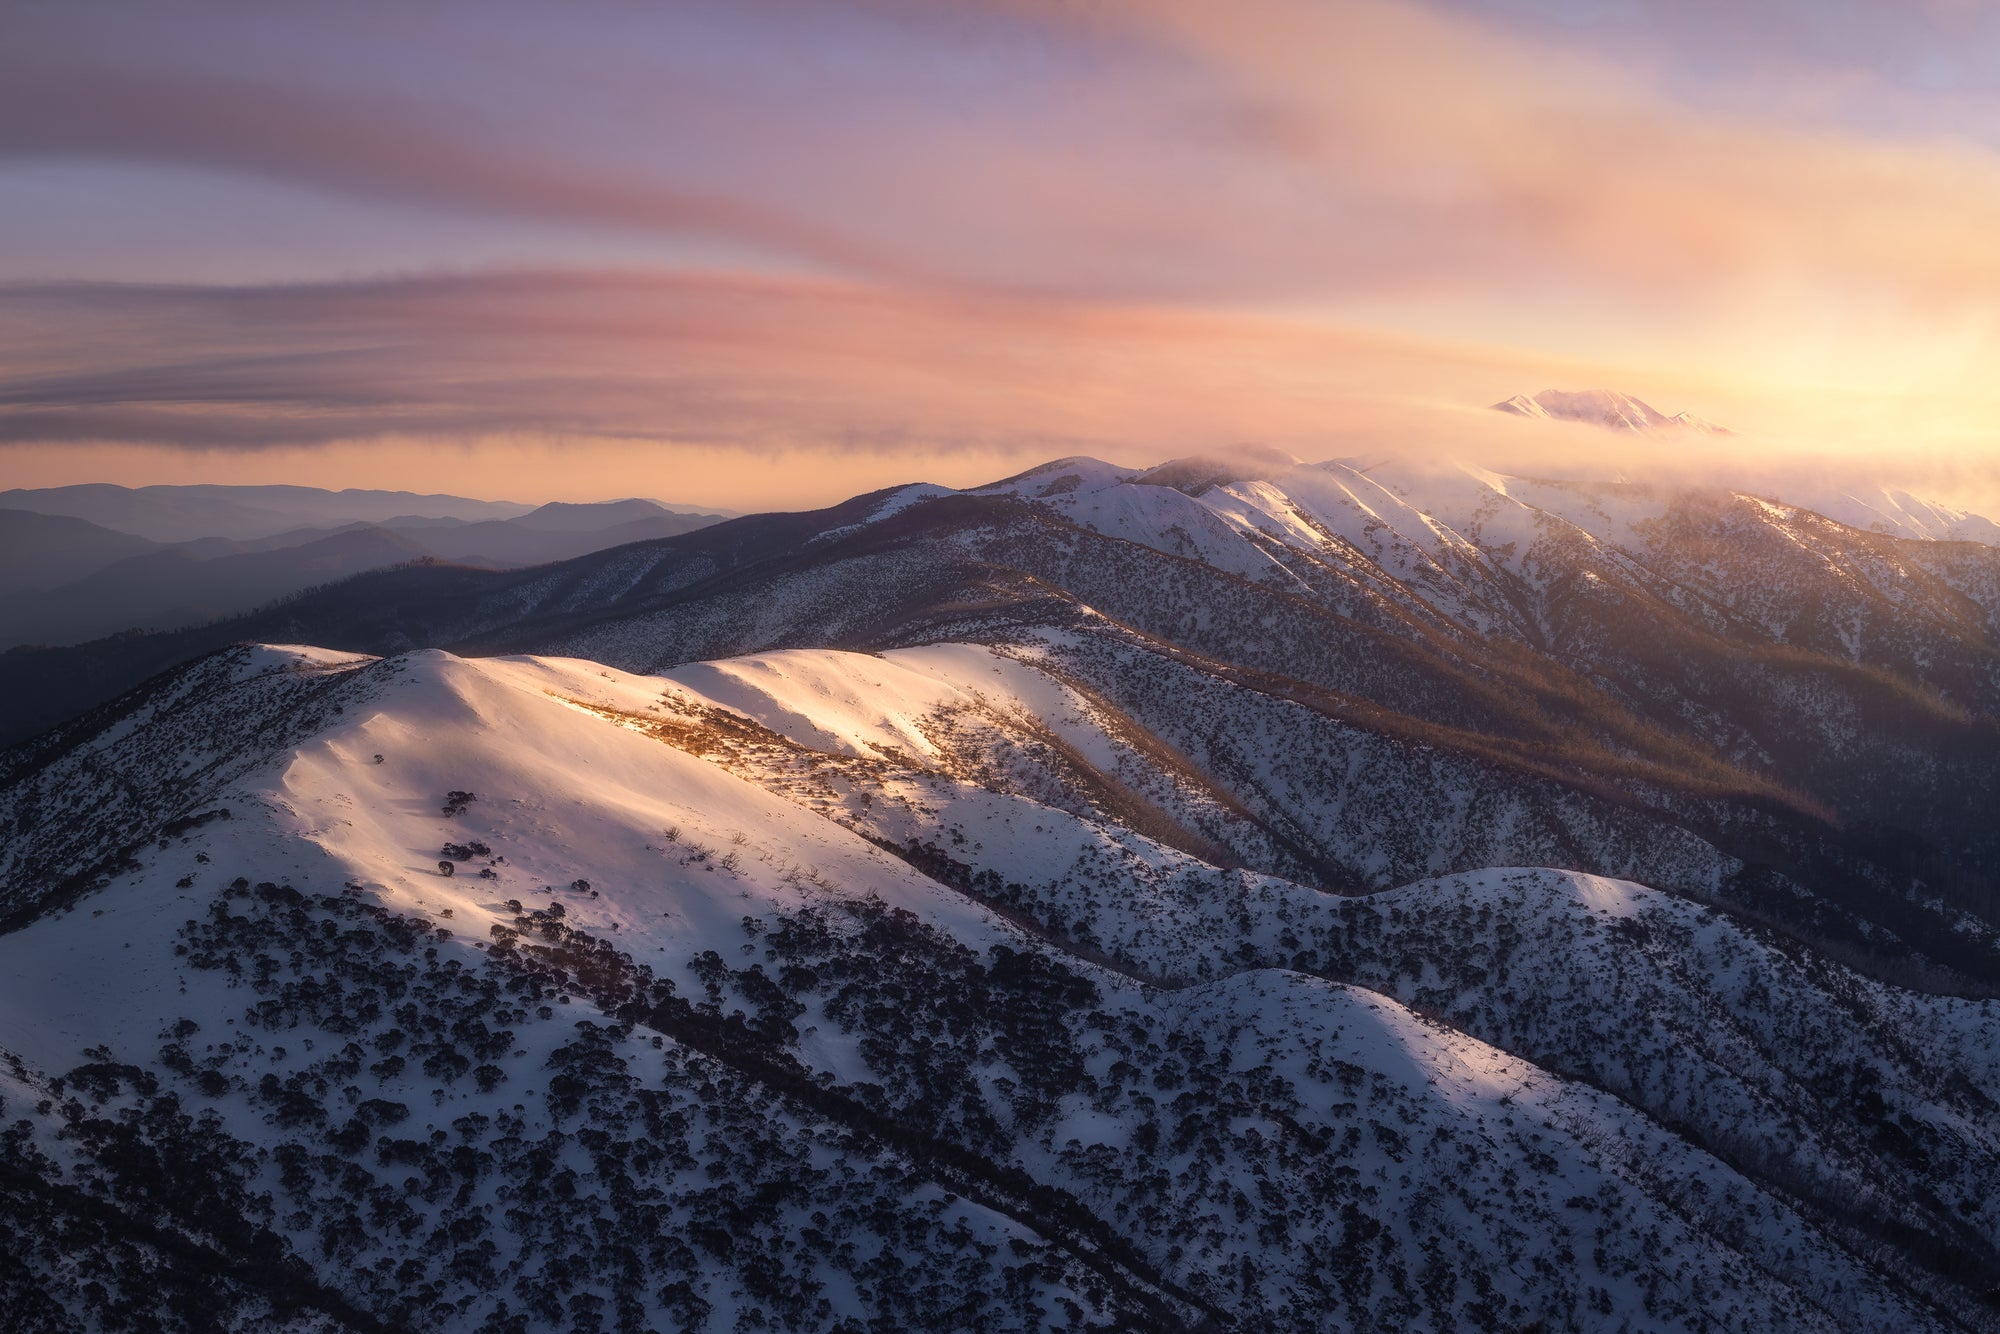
[
  {"xmin": 1777, "ymin": 484, "xmax": 2000, "ymax": 546},
  {"xmin": 886, "ymin": 450, "xmax": 2000, "ymax": 656},
  {"xmin": 3, "ymin": 641, "xmax": 1998, "ymax": 1330},
  {"xmin": 3, "ymin": 451, "xmax": 2000, "ymax": 1331},
  {"xmin": 1491, "ymin": 388, "xmax": 1682, "ymax": 433}
]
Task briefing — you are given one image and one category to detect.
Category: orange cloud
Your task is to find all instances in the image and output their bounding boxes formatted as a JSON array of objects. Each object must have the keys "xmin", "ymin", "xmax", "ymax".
[
  {"xmin": 11, "ymin": 0, "xmax": 2000, "ymax": 325},
  {"xmin": 2, "ymin": 0, "xmax": 1998, "ymax": 506},
  {"xmin": 3, "ymin": 268, "xmax": 1996, "ymax": 514}
]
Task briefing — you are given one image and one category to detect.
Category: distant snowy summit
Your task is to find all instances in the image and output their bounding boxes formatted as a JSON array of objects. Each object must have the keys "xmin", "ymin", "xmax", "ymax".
[
  {"xmin": 1793, "ymin": 485, "xmax": 2000, "ymax": 546},
  {"xmin": 1489, "ymin": 388, "xmax": 1999, "ymax": 544},
  {"xmin": 1493, "ymin": 388, "xmax": 1732, "ymax": 435}
]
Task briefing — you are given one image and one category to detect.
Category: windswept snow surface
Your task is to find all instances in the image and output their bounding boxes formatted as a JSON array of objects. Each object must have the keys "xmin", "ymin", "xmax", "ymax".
[
  {"xmin": 1782, "ymin": 484, "xmax": 2000, "ymax": 546},
  {"xmin": 3, "ymin": 641, "xmax": 1998, "ymax": 1330},
  {"xmin": 1492, "ymin": 388, "xmax": 1681, "ymax": 433}
]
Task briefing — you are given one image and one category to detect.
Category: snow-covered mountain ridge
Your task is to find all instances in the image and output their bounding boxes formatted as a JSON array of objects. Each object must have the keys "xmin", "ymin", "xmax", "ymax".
[
  {"xmin": 1492, "ymin": 388, "xmax": 1731, "ymax": 435},
  {"xmin": 6, "ymin": 445, "xmax": 2000, "ymax": 1329},
  {"xmin": 1781, "ymin": 484, "xmax": 2000, "ymax": 546},
  {"xmin": 1489, "ymin": 389, "xmax": 1997, "ymax": 544},
  {"xmin": 5, "ymin": 641, "xmax": 1999, "ymax": 1330},
  {"xmin": 10, "ymin": 450, "xmax": 1999, "ymax": 978}
]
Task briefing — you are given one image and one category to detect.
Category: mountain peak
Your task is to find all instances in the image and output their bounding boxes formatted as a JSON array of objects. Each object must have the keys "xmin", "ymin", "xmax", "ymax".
[
  {"xmin": 1666, "ymin": 409, "xmax": 1733, "ymax": 435},
  {"xmin": 1134, "ymin": 445, "xmax": 1302, "ymax": 496},
  {"xmin": 512, "ymin": 497, "xmax": 671, "ymax": 532},
  {"xmin": 1493, "ymin": 389, "xmax": 1730, "ymax": 435}
]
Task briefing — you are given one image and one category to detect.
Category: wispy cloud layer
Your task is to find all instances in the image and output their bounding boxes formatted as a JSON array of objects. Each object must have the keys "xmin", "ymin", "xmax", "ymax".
[
  {"xmin": 1, "ymin": 0, "xmax": 1997, "ymax": 500},
  {"xmin": 0, "ymin": 270, "xmax": 1558, "ymax": 452}
]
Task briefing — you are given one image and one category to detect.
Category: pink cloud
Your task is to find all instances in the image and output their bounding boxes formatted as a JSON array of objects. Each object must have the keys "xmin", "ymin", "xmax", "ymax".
[{"xmin": 2, "ymin": 0, "xmax": 1998, "ymax": 500}]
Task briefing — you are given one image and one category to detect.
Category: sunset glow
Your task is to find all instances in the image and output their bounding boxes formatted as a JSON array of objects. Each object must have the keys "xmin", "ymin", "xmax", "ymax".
[
  {"xmin": 9, "ymin": 8, "xmax": 2000, "ymax": 1323},
  {"xmin": 5, "ymin": 0, "xmax": 1999, "ymax": 509}
]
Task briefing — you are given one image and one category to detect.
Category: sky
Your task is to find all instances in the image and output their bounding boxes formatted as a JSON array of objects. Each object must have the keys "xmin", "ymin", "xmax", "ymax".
[{"xmin": 3, "ymin": 0, "xmax": 1999, "ymax": 511}]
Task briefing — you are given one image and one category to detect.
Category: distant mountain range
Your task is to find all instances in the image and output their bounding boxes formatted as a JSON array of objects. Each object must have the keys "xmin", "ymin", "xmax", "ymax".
[
  {"xmin": 1780, "ymin": 484, "xmax": 2000, "ymax": 546},
  {"xmin": 0, "ymin": 486, "xmax": 732, "ymax": 650},
  {"xmin": 1493, "ymin": 387, "xmax": 1732, "ymax": 435},
  {"xmin": 0, "ymin": 482, "xmax": 537, "ymax": 543},
  {"xmin": 0, "ymin": 509, "xmax": 161, "ymax": 599},
  {"xmin": 1494, "ymin": 388, "xmax": 2000, "ymax": 544}
]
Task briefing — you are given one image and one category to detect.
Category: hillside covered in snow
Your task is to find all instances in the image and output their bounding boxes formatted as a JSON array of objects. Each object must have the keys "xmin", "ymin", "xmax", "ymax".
[
  {"xmin": 5, "ymin": 454, "xmax": 2000, "ymax": 1330},
  {"xmin": 1488, "ymin": 389, "xmax": 1997, "ymax": 545}
]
